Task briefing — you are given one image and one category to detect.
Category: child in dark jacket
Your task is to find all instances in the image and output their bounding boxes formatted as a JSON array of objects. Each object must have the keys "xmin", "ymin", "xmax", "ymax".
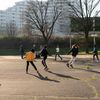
[
  {"xmin": 19, "ymin": 44, "xmax": 24, "ymax": 59},
  {"xmin": 41, "ymin": 46, "xmax": 49, "ymax": 71},
  {"xmin": 93, "ymin": 44, "xmax": 99, "ymax": 62},
  {"xmin": 66, "ymin": 44, "xmax": 79, "ymax": 68}
]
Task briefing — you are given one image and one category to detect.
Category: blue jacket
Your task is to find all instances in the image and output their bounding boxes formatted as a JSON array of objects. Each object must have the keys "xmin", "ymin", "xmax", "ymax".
[{"xmin": 41, "ymin": 48, "xmax": 48, "ymax": 57}]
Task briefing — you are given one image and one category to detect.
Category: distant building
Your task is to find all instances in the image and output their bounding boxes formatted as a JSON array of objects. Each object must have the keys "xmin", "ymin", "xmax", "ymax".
[
  {"xmin": 50, "ymin": 0, "xmax": 71, "ymax": 35},
  {"xmin": 0, "ymin": 1, "xmax": 27, "ymax": 35},
  {"xmin": 0, "ymin": 0, "xmax": 71, "ymax": 36}
]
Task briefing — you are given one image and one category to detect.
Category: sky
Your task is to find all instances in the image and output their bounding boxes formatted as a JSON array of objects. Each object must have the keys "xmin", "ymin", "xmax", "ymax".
[
  {"xmin": 0, "ymin": 0, "xmax": 47, "ymax": 10},
  {"xmin": 0, "ymin": 0, "xmax": 24, "ymax": 10},
  {"xmin": 0, "ymin": 0, "xmax": 99, "ymax": 16}
]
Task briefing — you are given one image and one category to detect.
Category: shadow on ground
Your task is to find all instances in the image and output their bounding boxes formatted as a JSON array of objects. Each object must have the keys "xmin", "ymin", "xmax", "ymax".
[
  {"xmin": 74, "ymin": 67, "xmax": 100, "ymax": 74},
  {"xmin": 47, "ymin": 71, "xmax": 80, "ymax": 80},
  {"xmin": 28, "ymin": 73, "xmax": 60, "ymax": 83}
]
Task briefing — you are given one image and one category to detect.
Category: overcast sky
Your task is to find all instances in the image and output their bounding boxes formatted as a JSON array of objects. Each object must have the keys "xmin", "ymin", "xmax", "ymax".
[
  {"xmin": 0, "ymin": 0, "xmax": 99, "ymax": 16},
  {"xmin": 0, "ymin": 0, "xmax": 24, "ymax": 10},
  {"xmin": 0, "ymin": 0, "xmax": 47, "ymax": 10}
]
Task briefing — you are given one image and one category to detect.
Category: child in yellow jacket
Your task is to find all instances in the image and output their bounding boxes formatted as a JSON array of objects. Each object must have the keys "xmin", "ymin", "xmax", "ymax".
[{"xmin": 24, "ymin": 49, "xmax": 39, "ymax": 74}]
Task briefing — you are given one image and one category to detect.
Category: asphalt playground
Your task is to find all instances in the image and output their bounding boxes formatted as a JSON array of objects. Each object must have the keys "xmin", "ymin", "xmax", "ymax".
[{"xmin": 0, "ymin": 55, "xmax": 100, "ymax": 100}]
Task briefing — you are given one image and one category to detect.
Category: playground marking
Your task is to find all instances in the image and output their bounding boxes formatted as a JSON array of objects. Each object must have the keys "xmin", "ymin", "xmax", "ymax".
[{"xmin": 80, "ymin": 74, "xmax": 99, "ymax": 98}]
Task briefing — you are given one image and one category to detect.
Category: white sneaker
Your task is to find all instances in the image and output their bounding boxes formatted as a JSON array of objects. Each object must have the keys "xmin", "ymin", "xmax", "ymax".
[{"xmin": 96, "ymin": 60, "xmax": 99, "ymax": 62}]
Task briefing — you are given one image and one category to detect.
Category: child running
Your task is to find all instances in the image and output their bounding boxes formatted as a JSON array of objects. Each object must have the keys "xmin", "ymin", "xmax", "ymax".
[
  {"xmin": 66, "ymin": 44, "xmax": 79, "ymax": 68},
  {"xmin": 41, "ymin": 46, "xmax": 49, "ymax": 71},
  {"xmin": 24, "ymin": 49, "xmax": 39, "ymax": 74}
]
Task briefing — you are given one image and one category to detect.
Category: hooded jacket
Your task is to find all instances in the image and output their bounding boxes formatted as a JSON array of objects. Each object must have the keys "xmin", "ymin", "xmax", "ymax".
[{"xmin": 25, "ymin": 51, "xmax": 36, "ymax": 61}]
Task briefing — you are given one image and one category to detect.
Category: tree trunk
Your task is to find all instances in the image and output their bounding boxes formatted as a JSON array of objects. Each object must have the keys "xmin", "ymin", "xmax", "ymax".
[
  {"xmin": 85, "ymin": 32, "xmax": 89, "ymax": 54},
  {"xmin": 44, "ymin": 37, "xmax": 49, "ymax": 45}
]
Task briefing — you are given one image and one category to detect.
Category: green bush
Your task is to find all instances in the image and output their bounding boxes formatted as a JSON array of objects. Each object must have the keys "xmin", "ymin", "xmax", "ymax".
[{"xmin": 0, "ymin": 36, "xmax": 99, "ymax": 55}]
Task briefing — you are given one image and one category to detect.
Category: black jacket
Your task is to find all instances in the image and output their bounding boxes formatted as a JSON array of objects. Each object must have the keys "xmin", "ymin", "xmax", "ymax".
[
  {"xmin": 41, "ymin": 48, "xmax": 48, "ymax": 57},
  {"xmin": 68, "ymin": 47, "xmax": 78, "ymax": 57},
  {"xmin": 93, "ymin": 47, "xmax": 98, "ymax": 54}
]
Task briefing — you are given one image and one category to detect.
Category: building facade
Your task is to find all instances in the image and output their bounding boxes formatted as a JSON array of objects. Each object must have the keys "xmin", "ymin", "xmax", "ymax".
[
  {"xmin": 0, "ymin": 0, "xmax": 71, "ymax": 36},
  {"xmin": 51, "ymin": 0, "xmax": 71, "ymax": 35},
  {"xmin": 0, "ymin": 1, "xmax": 27, "ymax": 35}
]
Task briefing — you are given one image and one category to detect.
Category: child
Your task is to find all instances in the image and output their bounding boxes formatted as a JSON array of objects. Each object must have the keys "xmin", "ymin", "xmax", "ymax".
[
  {"xmin": 55, "ymin": 45, "xmax": 62, "ymax": 61},
  {"xmin": 66, "ymin": 44, "xmax": 79, "ymax": 68},
  {"xmin": 24, "ymin": 49, "xmax": 39, "ymax": 74},
  {"xmin": 41, "ymin": 46, "xmax": 49, "ymax": 71},
  {"xmin": 93, "ymin": 44, "xmax": 99, "ymax": 62},
  {"xmin": 19, "ymin": 44, "xmax": 24, "ymax": 59}
]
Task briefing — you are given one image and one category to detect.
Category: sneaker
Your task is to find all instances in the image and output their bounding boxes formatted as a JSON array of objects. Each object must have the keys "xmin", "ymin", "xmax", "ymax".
[
  {"xmin": 26, "ymin": 71, "xmax": 28, "ymax": 74},
  {"xmin": 70, "ymin": 64, "xmax": 73, "ymax": 68},
  {"xmin": 37, "ymin": 70, "xmax": 40, "ymax": 75},
  {"xmin": 44, "ymin": 67, "xmax": 49, "ymax": 71},
  {"xmin": 66, "ymin": 63, "xmax": 69, "ymax": 68},
  {"xmin": 96, "ymin": 60, "xmax": 99, "ymax": 62}
]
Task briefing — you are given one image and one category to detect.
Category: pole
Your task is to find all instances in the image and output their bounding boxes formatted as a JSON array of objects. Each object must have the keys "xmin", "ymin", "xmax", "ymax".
[
  {"xmin": 93, "ymin": 18, "xmax": 96, "ymax": 45},
  {"xmin": 69, "ymin": 19, "xmax": 72, "ymax": 48},
  {"xmin": 69, "ymin": 33, "xmax": 72, "ymax": 48}
]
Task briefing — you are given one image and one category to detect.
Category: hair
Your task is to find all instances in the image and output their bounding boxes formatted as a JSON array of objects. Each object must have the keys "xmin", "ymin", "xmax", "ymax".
[
  {"xmin": 31, "ymin": 49, "xmax": 35, "ymax": 53},
  {"xmin": 44, "ymin": 45, "xmax": 47, "ymax": 48}
]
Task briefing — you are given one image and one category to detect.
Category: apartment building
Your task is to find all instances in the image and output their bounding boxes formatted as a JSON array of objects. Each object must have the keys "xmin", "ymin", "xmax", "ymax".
[
  {"xmin": 0, "ymin": 1, "xmax": 27, "ymax": 34},
  {"xmin": 52, "ymin": 0, "xmax": 71, "ymax": 35},
  {"xmin": 0, "ymin": 0, "xmax": 71, "ymax": 35}
]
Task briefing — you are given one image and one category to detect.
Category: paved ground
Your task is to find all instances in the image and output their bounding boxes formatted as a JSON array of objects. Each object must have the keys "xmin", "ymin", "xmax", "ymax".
[{"xmin": 0, "ymin": 55, "xmax": 100, "ymax": 100}]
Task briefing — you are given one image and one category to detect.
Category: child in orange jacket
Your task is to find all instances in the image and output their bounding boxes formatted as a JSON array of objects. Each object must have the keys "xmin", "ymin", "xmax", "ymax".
[{"xmin": 24, "ymin": 49, "xmax": 39, "ymax": 74}]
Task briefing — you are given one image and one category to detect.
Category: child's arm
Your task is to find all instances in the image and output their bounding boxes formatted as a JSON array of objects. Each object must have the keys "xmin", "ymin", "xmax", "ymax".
[{"xmin": 67, "ymin": 48, "xmax": 72, "ymax": 55}]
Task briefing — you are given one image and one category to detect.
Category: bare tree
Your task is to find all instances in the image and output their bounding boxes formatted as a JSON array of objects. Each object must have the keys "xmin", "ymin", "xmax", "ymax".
[
  {"xmin": 22, "ymin": 23, "xmax": 32, "ymax": 36},
  {"xmin": 67, "ymin": 0, "xmax": 100, "ymax": 53},
  {"xmin": 24, "ymin": 0, "xmax": 61, "ymax": 44},
  {"xmin": 6, "ymin": 21, "xmax": 17, "ymax": 37}
]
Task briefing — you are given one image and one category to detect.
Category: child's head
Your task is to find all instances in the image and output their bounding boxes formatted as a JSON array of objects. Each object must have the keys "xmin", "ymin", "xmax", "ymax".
[
  {"xmin": 44, "ymin": 45, "xmax": 47, "ymax": 48},
  {"xmin": 31, "ymin": 49, "xmax": 35, "ymax": 53}
]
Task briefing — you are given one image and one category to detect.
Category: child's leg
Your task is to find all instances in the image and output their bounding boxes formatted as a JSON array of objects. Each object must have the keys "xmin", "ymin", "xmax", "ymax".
[
  {"xmin": 93, "ymin": 54, "xmax": 95, "ymax": 61},
  {"xmin": 58, "ymin": 54, "xmax": 62, "ymax": 60},
  {"xmin": 30, "ymin": 61, "xmax": 38, "ymax": 71},
  {"xmin": 44, "ymin": 56, "xmax": 48, "ymax": 66},
  {"xmin": 43, "ymin": 56, "xmax": 48, "ymax": 71},
  {"xmin": 42, "ymin": 59, "xmax": 45, "ymax": 67},
  {"xmin": 69, "ymin": 56, "xmax": 74, "ymax": 65},
  {"xmin": 96, "ymin": 54, "xmax": 99, "ymax": 61},
  {"xmin": 55, "ymin": 53, "xmax": 57, "ymax": 60},
  {"xmin": 44, "ymin": 60, "xmax": 47, "ymax": 68},
  {"xmin": 70, "ymin": 56, "xmax": 76, "ymax": 64},
  {"xmin": 30, "ymin": 61, "xmax": 40, "ymax": 75},
  {"xmin": 21, "ymin": 52, "xmax": 24, "ymax": 59},
  {"xmin": 26, "ymin": 61, "xmax": 29, "ymax": 73},
  {"xmin": 69, "ymin": 56, "xmax": 76, "ymax": 67}
]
